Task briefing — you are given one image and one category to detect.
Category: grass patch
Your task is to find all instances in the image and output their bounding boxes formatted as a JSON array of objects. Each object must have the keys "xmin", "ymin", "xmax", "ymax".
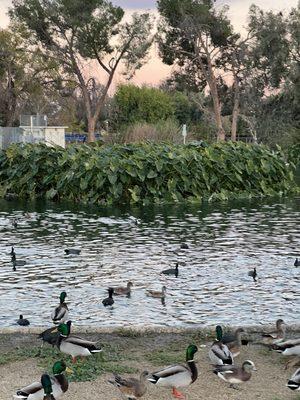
[
  {"xmin": 145, "ymin": 348, "xmax": 184, "ymax": 366},
  {"xmin": 0, "ymin": 344, "xmax": 138, "ymax": 382}
]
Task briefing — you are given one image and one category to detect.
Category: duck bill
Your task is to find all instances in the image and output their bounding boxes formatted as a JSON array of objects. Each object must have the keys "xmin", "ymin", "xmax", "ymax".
[{"xmin": 66, "ymin": 367, "xmax": 73, "ymax": 374}]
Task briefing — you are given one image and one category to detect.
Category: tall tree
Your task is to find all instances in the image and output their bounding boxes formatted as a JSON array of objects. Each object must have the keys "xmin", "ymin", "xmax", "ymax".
[
  {"xmin": 11, "ymin": 0, "xmax": 153, "ymax": 142},
  {"xmin": 157, "ymin": 0, "xmax": 235, "ymax": 141}
]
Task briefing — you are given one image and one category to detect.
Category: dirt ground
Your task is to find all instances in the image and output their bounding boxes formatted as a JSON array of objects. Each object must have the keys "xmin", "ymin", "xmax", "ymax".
[{"xmin": 1, "ymin": 331, "xmax": 299, "ymax": 400}]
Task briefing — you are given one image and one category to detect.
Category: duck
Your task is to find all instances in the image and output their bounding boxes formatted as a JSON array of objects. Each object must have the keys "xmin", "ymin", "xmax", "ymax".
[
  {"xmin": 287, "ymin": 368, "xmax": 300, "ymax": 390},
  {"xmin": 12, "ymin": 218, "xmax": 18, "ymax": 228},
  {"xmin": 180, "ymin": 243, "xmax": 189, "ymax": 250},
  {"xmin": 11, "ymin": 253, "xmax": 27, "ymax": 267},
  {"xmin": 57, "ymin": 322, "xmax": 102, "ymax": 363},
  {"xmin": 102, "ymin": 288, "xmax": 114, "ymax": 306},
  {"xmin": 108, "ymin": 371, "xmax": 149, "ymax": 399},
  {"xmin": 209, "ymin": 326, "xmax": 234, "ymax": 366},
  {"xmin": 13, "ymin": 361, "xmax": 72, "ymax": 399},
  {"xmin": 17, "ymin": 315, "xmax": 30, "ymax": 326},
  {"xmin": 213, "ymin": 360, "xmax": 257, "ymax": 389},
  {"xmin": 38, "ymin": 321, "xmax": 73, "ymax": 347},
  {"xmin": 220, "ymin": 327, "xmax": 245, "ymax": 357},
  {"xmin": 148, "ymin": 344, "xmax": 198, "ymax": 399},
  {"xmin": 51, "ymin": 292, "xmax": 69, "ymax": 324},
  {"xmin": 248, "ymin": 267, "xmax": 257, "ymax": 281},
  {"xmin": 261, "ymin": 319, "xmax": 286, "ymax": 345},
  {"xmin": 294, "ymin": 258, "xmax": 300, "ymax": 267},
  {"xmin": 272, "ymin": 338, "xmax": 300, "ymax": 369},
  {"xmin": 146, "ymin": 286, "xmax": 167, "ymax": 299},
  {"xmin": 10, "ymin": 246, "xmax": 16, "ymax": 257},
  {"xmin": 64, "ymin": 248, "xmax": 81, "ymax": 255},
  {"xmin": 161, "ymin": 263, "xmax": 179, "ymax": 278},
  {"xmin": 110, "ymin": 282, "xmax": 133, "ymax": 296}
]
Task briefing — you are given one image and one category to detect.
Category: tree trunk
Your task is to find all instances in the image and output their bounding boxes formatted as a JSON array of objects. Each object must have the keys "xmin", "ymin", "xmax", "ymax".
[
  {"xmin": 87, "ymin": 117, "xmax": 96, "ymax": 143},
  {"xmin": 231, "ymin": 75, "xmax": 240, "ymax": 142},
  {"xmin": 210, "ymin": 80, "xmax": 225, "ymax": 141}
]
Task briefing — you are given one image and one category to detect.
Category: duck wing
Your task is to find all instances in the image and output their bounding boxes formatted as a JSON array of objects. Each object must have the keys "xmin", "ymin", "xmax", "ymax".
[
  {"xmin": 221, "ymin": 333, "xmax": 236, "ymax": 345},
  {"xmin": 14, "ymin": 381, "xmax": 42, "ymax": 398},
  {"xmin": 273, "ymin": 338, "xmax": 300, "ymax": 350},
  {"xmin": 38, "ymin": 326, "xmax": 59, "ymax": 346},
  {"xmin": 210, "ymin": 343, "xmax": 233, "ymax": 364},
  {"xmin": 150, "ymin": 364, "xmax": 188, "ymax": 379},
  {"xmin": 51, "ymin": 304, "xmax": 68, "ymax": 322},
  {"xmin": 64, "ymin": 336, "xmax": 101, "ymax": 352}
]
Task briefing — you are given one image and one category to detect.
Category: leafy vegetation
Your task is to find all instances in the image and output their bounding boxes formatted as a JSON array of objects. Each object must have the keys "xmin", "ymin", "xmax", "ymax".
[{"xmin": 0, "ymin": 142, "xmax": 296, "ymax": 205}]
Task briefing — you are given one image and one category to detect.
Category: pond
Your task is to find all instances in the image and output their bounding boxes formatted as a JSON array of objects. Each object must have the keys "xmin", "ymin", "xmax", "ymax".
[{"xmin": 0, "ymin": 197, "xmax": 299, "ymax": 329}]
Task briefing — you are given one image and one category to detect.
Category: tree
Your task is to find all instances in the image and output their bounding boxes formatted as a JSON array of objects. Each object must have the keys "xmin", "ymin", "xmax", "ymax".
[
  {"xmin": 11, "ymin": 0, "xmax": 153, "ymax": 142},
  {"xmin": 0, "ymin": 27, "xmax": 56, "ymax": 126},
  {"xmin": 157, "ymin": 0, "xmax": 235, "ymax": 141}
]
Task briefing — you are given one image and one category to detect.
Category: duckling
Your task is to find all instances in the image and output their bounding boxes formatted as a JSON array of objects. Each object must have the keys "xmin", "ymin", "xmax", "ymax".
[
  {"xmin": 13, "ymin": 361, "xmax": 72, "ymax": 399},
  {"xmin": 262, "ymin": 319, "xmax": 286, "ymax": 345},
  {"xmin": 287, "ymin": 368, "xmax": 300, "ymax": 390},
  {"xmin": 248, "ymin": 267, "xmax": 257, "ymax": 281},
  {"xmin": 57, "ymin": 323, "xmax": 102, "ymax": 363},
  {"xmin": 209, "ymin": 326, "xmax": 233, "ymax": 366},
  {"xmin": 17, "ymin": 315, "xmax": 30, "ymax": 326},
  {"xmin": 64, "ymin": 248, "xmax": 81, "ymax": 255},
  {"xmin": 294, "ymin": 258, "xmax": 300, "ymax": 267},
  {"xmin": 221, "ymin": 328, "xmax": 245, "ymax": 357},
  {"xmin": 110, "ymin": 282, "xmax": 133, "ymax": 296},
  {"xmin": 148, "ymin": 344, "xmax": 198, "ymax": 399},
  {"xmin": 51, "ymin": 292, "xmax": 69, "ymax": 324},
  {"xmin": 213, "ymin": 360, "xmax": 257, "ymax": 389},
  {"xmin": 108, "ymin": 371, "xmax": 149, "ymax": 399},
  {"xmin": 102, "ymin": 288, "xmax": 114, "ymax": 306},
  {"xmin": 161, "ymin": 263, "xmax": 179, "ymax": 278},
  {"xmin": 146, "ymin": 286, "xmax": 167, "ymax": 299}
]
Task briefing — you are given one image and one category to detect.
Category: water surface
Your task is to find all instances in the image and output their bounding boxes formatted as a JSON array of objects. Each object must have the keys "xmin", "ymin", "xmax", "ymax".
[{"xmin": 0, "ymin": 197, "xmax": 299, "ymax": 329}]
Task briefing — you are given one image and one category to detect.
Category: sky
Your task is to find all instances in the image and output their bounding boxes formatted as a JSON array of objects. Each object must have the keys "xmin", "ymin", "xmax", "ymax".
[{"xmin": 0, "ymin": 0, "xmax": 298, "ymax": 87}]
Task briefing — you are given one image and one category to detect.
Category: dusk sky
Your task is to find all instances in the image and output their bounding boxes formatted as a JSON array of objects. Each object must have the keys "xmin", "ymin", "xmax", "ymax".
[{"xmin": 0, "ymin": 0, "xmax": 298, "ymax": 87}]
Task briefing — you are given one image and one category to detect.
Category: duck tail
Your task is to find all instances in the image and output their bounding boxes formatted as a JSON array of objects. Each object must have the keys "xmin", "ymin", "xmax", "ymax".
[
  {"xmin": 90, "ymin": 349, "xmax": 102, "ymax": 353},
  {"xmin": 287, "ymin": 380, "xmax": 300, "ymax": 390},
  {"xmin": 148, "ymin": 374, "xmax": 159, "ymax": 384},
  {"xmin": 13, "ymin": 392, "xmax": 28, "ymax": 399}
]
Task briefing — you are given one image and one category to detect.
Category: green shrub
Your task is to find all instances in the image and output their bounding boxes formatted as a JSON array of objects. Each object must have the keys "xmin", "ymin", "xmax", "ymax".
[{"xmin": 0, "ymin": 142, "xmax": 296, "ymax": 205}]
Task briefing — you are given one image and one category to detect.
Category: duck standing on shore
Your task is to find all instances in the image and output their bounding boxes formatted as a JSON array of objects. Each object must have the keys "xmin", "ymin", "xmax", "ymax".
[
  {"xmin": 57, "ymin": 322, "xmax": 102, "ymax": 363},
  {"xmin": 148, "ymin": 344, "xmax": 198, "ymax": 399},
  {"xmin": 209, "ymin": 326, "xmax": 234, "ymax": 366},
  {"xmin": 13, "ymin": 361, "xmax": 72, "ymax": 399},
  {"xmin": 213, "ymin": 360, "xmax": 257, "ymax": 389},
  {"xmin": 261, "ymin": 319, "xmax": 286, "ymax": 345},
  {"xmin": 51, "ymin": 292, "xmax": 69, "ymax": 325},
  {"xmin": 108, "ymin": 371, "xmax": 149, "ymax": 399},
  {"xmin": 220, "ymin": 327, "xmax": 245, "ymax": 358},
  {"xmin": 287, "ymin": 368, "xmax": 300, "ymax": 390}
]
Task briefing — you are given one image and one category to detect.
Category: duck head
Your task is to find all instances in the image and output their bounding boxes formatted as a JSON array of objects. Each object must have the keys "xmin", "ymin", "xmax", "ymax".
[
  {"xmin": 60, "ymin": 291, "xmax": 67, "ymax": 304},
  {"xmin": 127, "ymin": 282, "xmax": 133, "ymax": 289},
  {"xmin": 52, "ymin": 361, "xmax": 73, "ymax": 375},
  {"xmin": 57, "ymin": 323, "xmax": 69, "ymax": 337},
  {"xmin": 186, "ymin": 344, "xmax": 198, "ymax": 362},
  {"xmin": 242, "ymin": 360, "xmax": 257, "ymax": 372}
]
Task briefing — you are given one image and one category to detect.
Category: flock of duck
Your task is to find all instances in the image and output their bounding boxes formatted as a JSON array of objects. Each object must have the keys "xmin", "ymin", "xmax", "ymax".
[{"xmin": 11, "ymin": 287, "xmax": 300, "ymax": 400}]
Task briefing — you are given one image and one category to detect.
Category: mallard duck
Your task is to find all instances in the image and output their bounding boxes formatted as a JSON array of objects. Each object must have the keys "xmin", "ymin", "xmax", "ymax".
[
  {"xmin": 110, "ymin": 282, "xmax": 133, "ymax": 296},
  {"xmin": 57, "ymin": 323, "xmax": 102, "ymax": 363},
  {"xmin": 287, "ymin": 368, "xmax": 300, "ymax": 390},
  {"xmin": 108, "ymin": 371, "xmax": 149, "ymax": 399},
  {"xmin": 38, "ymin": 321, "xmax": 72, "ymax": 347},
  {"xmin": 248, "ymin": 268, "xmax": 257, "ymax": 281},
  {"xmin": 146, "ymin": 286, "xmax": 167, "ymax": 299},
  {"xmin": 102, "ymin": 288, "xmax": 114, "ymax": 306},
  {"xmin": 161, "ymin": 263, "xmax": 179, "ymax": 278},
  {"xmin": 17, "ymin": 315, "xmax": 30, "ymax": 326},
  {"xmin": 51, "ymin": 292, "xmax": 69, "ymax": 325},
  {"xmin": 213, "ymin": 360, "xmax": 256, "ymax": 388},
  {"xmin": 209, "ymin": 326, "xmax": 233, "ymax": 366},
  {"xmin": 262, "ymin": 319, "xmax": 286, "ymax": 344},
  {"xmin": 13, "ymin": 361, "xmax": 72, "ymax": 399},
  {"xmin": 294, "ymin": 258, "xmax": 300, "ymax": 267},
  {"xmin": 64, "ymin": 248, "xmax": 81, "ymax": 255},
  {"xmin": 148, "ymin": 344, "xmax": 198, "ymax": 399},
  {"xmin": 221, "ymin": 327, "xmax": 245, "ymax": 357}
]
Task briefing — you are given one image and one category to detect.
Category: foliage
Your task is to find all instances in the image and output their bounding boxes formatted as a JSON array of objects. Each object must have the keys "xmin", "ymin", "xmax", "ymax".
[
  {"xmin": 115, "ymin": 84, "xmax": 174, "ymax": 125},
  {"xmin": 0, "ymin": 142, "xmax": 296, "ymax": 205},
  {"xmin": 121, "ymin": 119, "xmax": 181, "ymax": 143}
]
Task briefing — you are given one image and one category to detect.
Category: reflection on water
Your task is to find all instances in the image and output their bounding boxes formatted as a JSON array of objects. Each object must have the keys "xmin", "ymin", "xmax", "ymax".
[{"xmin": 0, "ymin": 197, "xmax": 299, "ymax": 328}]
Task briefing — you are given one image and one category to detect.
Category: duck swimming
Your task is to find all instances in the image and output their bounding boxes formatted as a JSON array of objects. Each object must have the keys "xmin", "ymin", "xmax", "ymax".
[
  {"xmin": 148, "ymin": 344, "xmax": 198, "ymax": 399},
  {"xmin": 51, "ymin": 292, "xmax": 69, "ymax": 324},
  {"xmin": 109, "ymin": 371, "xmax": 149, "ymax": 399},
  {"xmin": 13, "ymin": 361, "xmax": 72, "ymax": 400},
  {"xmin": 17, "ymin": 315, "xmax": 30, "ymax": 326},
  {"xmin": 64, "ymin": 249, "xmax": 81, "ymax": 255},
  {"xmin": 146, "ymin": 286, "xmax": 167, "ymax": 299},
  {"xmin": 102, "ymin": 288, "xmax": 114, "ymax": 306},
  {"xmin": 11, "ymin": 253, "xmax": 27, "ymax": 266},
  {"xmin": 294, "ymin": 258, "xmax": 300, "ymax": 267},
  {"xmin": 110, "ymin": 282, "xmax": 133, "ymax": 296},
  {"xmin": 57, "ymin": 323, "xmax": 102, "ymax": 363},
  {"xmin": 248, "ymin": 267, "xmax": 257, "ymax": 281},
  {"xmin": 161, "ymin": 263, "xmax": 179, "ymax": 278}
]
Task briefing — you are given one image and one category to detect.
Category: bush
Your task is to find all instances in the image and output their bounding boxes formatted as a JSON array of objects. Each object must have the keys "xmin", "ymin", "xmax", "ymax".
[
  {"xmin": 122, "ymin": 119, "xmax": 181, "ymax": 143},
  {"xmin": 0, "ymin": 142, "xmax": 296, "ymax": 205}
]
